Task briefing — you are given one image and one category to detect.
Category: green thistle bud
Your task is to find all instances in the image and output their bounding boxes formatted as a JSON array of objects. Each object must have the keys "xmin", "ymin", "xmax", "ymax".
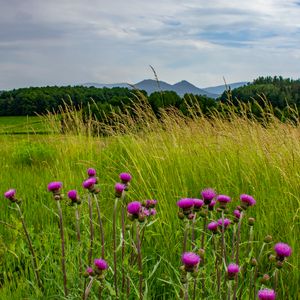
[{"xmin": 264, "ymin": 235, "xmax": 273, "ymax": 243}]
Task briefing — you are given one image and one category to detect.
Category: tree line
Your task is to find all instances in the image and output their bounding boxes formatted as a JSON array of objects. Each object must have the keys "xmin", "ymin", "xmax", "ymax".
[{"xmin": 1, "ymin": 76, "xmax": 300, "ymax": 120}]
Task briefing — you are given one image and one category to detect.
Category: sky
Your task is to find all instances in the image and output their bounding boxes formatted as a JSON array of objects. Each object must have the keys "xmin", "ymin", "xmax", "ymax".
[{"xmin": 1, "ymin": 0, "xmax": 300, "ymax": 90}]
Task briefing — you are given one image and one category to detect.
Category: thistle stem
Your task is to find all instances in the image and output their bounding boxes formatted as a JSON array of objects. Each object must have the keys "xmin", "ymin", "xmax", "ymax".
[
  {"xmin": 56, "ymin": 201, "xmax": 68, "ymax": 297},
  {"xmin": 113, "ymin": 198, "xmax": 119, "ymax": 298},
  {"xmin": 88, "ymin": 194, "xmax": 94, "ymax": 266},
  {"xmin": 253, "ymin": 243, "xmax": 266, "ymax": 298},
  {"xmin": 183, "ymin": 219, "xmax": 189, "ymax": 253},
  {"xmin": 233, "ymin": 211, "xmax": 243, "ymax": 300},
  {"xmin": 84, "ymin": 276, "xmax": 95, "ymax": 300},
  {"xmin": 16, "ymin": 203, "xmax": 42, "ymax": 290},
  {"xmin": 191, "ymin": 213, "xmax": 197, "ymax": 249},
  {"xmin": 75, "ymin": 206, "xmax": 82, "ymax": 276},
  {"xmin": 136, "ymin": 221, "xmax": 143, "ymax": 299},
  {"xmin": 94, "ymin": 194, "xmax": 105, "ymax": 259},
  {"xmin": 121, "ymin": 203, "xmax": 126, "ymax": 292}
]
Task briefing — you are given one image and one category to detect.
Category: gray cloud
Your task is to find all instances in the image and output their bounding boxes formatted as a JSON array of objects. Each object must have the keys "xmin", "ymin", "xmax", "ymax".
[{"xmin": 0, "ymin": 0, "xmax": 300, "ymax": 89}]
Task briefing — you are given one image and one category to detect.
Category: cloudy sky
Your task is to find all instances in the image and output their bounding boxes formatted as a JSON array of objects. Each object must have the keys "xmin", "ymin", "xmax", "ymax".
[{"xmin": 1, "ymin": 0, "xmax": 300, "ymax": 90}]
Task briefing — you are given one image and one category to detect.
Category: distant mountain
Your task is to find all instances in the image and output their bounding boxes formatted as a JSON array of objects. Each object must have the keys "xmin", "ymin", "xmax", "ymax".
[
  {"xmin": 83, "ymin": 80, "xmax": 248, "ymax": 98},
  {"xmin": 203, "ymin": 82, "xmax": 248, "ymax": 95},
  {"xmin": 83, "ymin": 82, "xmax": 131, "ymax": 89}
]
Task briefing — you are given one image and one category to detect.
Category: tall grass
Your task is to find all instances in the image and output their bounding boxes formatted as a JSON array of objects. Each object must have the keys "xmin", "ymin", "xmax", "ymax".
[{"xmin": 0, "ymin": 98, "xmax": 299, "ymax": 299}]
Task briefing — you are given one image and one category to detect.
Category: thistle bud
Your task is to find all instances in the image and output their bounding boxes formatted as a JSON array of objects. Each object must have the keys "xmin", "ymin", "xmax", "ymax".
[
  {"xmin": 264, "ymin": 235, "xmax": 273, "ymax": 243},
  {"xmin": 260, "ymin": 274, "xmax": 270, "ymax": 284},
  {"xmin": 251, "ymin": 258, "xmax": 258, "ymax": 267},
  {"xmin": 248, "ymin": 217, "xmax": 255, "ymax": 226}
]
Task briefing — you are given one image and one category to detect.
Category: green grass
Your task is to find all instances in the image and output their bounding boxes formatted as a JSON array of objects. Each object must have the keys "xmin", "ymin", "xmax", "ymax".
[
  {"xmin": 0, "ymin": 116, "xmax": 51, "ymax": 134},
  {"xmin": 0, "ymin": 105, "xmax": 299, "ymax": 299}
]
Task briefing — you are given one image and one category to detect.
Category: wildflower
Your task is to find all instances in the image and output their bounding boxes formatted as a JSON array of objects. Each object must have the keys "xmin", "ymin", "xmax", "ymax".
[
  {"xmin": 217, "ymin": 194, "xmax": 231, "ymax": 209},
  {"xmin": 48, "ymin": 182, "xmax": 63, "ymax": 200},
  {"xmin": 181, "ymin": 252, "xmax": 200, "ymax": 272},
  {"xmin": 143, "ymin": 199, "xmax": 157, "ymax": 208},
  {"xmin": 177, "ymin": 198, "xmax": 194, "ymax": 215},
  {"xmin": 207, "ymin": 221, "xmax": 219, "ymax": 234},
  {"xmin": 115, "ymin": 183, "xmax": 125, "ymax": 198},
  {"xmin": 217, "ymin": 218, "xmax": 231, "ymax": 229},
  {"xmin": 127, "ymin": 201, "xmax": 142, "ymax": 220},
  {"xmin": 84, "ymin": 267, "xmax": 94, "ymax": 277},
  {"xmin": 233, "ymin": 209, "xmax": 241, "ymax": 222},
  {"xmin": 82, "ymin": 177, "xmax": 97, "ymax": 189},
  {"xmin": 94, "ymin": 258, "xmax": 108, "ymax": 270},
  {"xmin": 119, "ymin": 172, "xmax": 132, "ymax": 184},
  {"xmin": 193, "ymin": 199, "xmax": 204, "ymax": 211},
  {"xmin": 227, "ymin": 263, "xmax": 239, "ymax": 280},
  {"xmin": 150, "ymin": 208, "xmax": 157, "ymax": 215},
  {"xmin": 82, "ymin": 177, "xmax": 99, "ymax": 194},
  {"xmin": 201, "ymin": 188, "xmax": 216, "ymax": 205},
  {"xmin": 240, "ymin": 194, "xmax": 256, "ymax": 209},
  {"xmin": 67, "ymin": 190, "xmax": 80, "ymax": 204},
  {"xmin": 257, "ymin": 289, "xmax": 276, "ymax": 300},
  {"xmin": 274, "ymin": 242, "xmax": 292, "ymax": 260},
  {"xmin": 208, "ymin": 199, "xmax": 216, "ymax": 211},
  {"xmin": 47, "ymin": 181, "xmax": 62, "ymax": 192},
  {"xmin": 188, "ymin": 213, "xmax": 195, "ymax": 220},
  {"xmin": 4, "ymin": 189, "xmax": 17, "ymax": 202},
  {"xmin": 87, "ymin": 168, "xmax": 96, "ymax": 177}
]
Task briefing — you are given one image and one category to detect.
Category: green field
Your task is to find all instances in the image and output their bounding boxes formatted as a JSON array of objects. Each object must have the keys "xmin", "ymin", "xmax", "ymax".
[
  {"xmin": 0, "ymin": 116, "xmax": 51, "ymax": 134},
  {"xmin": 0, "ymin": 108, "xmax": 299, "ymax": 299}
]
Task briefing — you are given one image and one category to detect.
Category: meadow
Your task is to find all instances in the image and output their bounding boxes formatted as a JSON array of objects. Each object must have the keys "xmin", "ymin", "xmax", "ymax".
[{"xmin": 0, "ymin": 102, "xmax": 299, "ymax": 299}]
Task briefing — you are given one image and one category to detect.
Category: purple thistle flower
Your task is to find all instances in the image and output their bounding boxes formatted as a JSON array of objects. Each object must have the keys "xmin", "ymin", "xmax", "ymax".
[
  {"xmin": 208, "ymin": 221, "xmax": 219, "ymax": 233},
  {"xmin": 217, "ymin": 218, "xmax": 231, "ymax": 229},
  {"xmin": 47, "ymin": 181, "xmax": 62, "ymax": 192},
  {"xmin": 150, "ymin": 208, "xmax": 157, "ymax": 215},
  {"xmin": 144, "ymin": 199, "xmax": 157, "ymax": 208},
  {"xmin": 258, "ymin": 289, "xmax": 276, "ymax": 300},
  {"xmin": 181, "ymin": 252, "xmax": 200, "ymax": 271},
  {"xmin": 4, "ymin": 189, "xmax": 16, "ymax": 200},
  {"xmin": 82, "ymin": 177, "xmax": 97, "ymax": 189},
  {"xmin": 217, "ymin": 194, "xmax": 231, "ymax": 203},
  {"xmin": 67, "ymin": 190, "xmax": 78, "ymax": 201},
  {"xmin": 234, "ymin": 209, "xmax": 241, "ymax": 219},
  {"xmin": 227, "ymin": 263, "xmax": 240, "ymax": 279},
  {"xmin": 119, "ymin": 172, "xmax": 132, "ymax": 184},
  {"xmin": 86, "ymin": 267, "xmax": 94, "ymax": 275},
  {"xmin": 177, "ymin": 198, "xmax": 194, "ymax": 209},
  {"xmin": 201, "ymin": 188, "xmax": 216, "ymax": 204},
  {"xmin": 208, "ymin": 199, "xmax": 216, "ymax": 211},
  {"xmin": 94, "ymin": 258, "xmax": 108, "ymax": 270},
  {"xmin": 143, "ymin": 209, "xmax": 151, "ymax": 216},
  {"xmin": 115, "ymin": 183, "xmax": 125, "ymax": 197},
  {"xmin": 274, "ymin": 242, "xmax": 292, "ymax": 260},
  {"xmin": 87, "ymin": 168, "xmax": 96, "ymax": 177},
  {"xmin": 240, "ymin": 194, "xmax": 256, "ymax": 207},
  {"xmin": 193, "ymin": 199, "xmax": 204, "ymax": 210},
  {"xmin": 127, "ymin": 201, "xmax": 142, "ymax": 215}
]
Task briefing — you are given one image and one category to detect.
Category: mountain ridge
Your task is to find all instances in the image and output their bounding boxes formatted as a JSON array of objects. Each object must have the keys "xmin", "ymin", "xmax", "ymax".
[{"xmin": 83, "ymin": 80, "xmax": 248, "ymax": 98}]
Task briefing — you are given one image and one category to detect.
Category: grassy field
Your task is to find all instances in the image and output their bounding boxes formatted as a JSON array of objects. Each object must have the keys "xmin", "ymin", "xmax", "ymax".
[
  {"xmin": 0, "ymin": 106, "xmax": 299, "ymax": 299},
  {"xmin": 0, "ymin": 116, "xmax": 51, "ymax": 134}
]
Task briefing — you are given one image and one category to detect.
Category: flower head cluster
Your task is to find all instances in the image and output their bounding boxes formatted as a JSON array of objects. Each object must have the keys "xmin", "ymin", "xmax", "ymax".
[
  {"xmin": 48, "ymin": 181, "xmax": 63, "ymax": 200},
  {"xmin": 127, "ymin": 200, "xmax": 157, "ymax": 222},
  {"xmin": 67, "ymin": 190, "xmax": 81, "ymax": 205},
  {"xmin": 258, "ymin": 289, "xmax": 276, "ymax": 300},
  {"xmin": 85, "ymin": 258, "xmax": 108, "ymax": 279}
]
